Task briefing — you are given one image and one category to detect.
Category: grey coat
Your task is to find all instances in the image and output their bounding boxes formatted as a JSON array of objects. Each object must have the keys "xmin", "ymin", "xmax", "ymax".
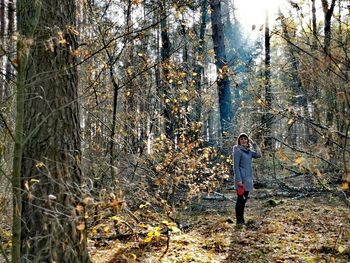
[{"xmin": 233, "ymin": 144, "xmax": 261, "ymax": 191}]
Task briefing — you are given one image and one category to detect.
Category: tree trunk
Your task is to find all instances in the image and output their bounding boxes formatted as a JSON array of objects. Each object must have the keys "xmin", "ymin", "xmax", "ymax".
[
  {"xmin": 322, "ymin": 0, "xmax": 336, "ymax": 55},
  {"xmin": 210, "ymin": 0, "xmax": 233, "ymax": 138},
  {"xmin": 280, "ymin": 13, "xmax": 309, "ymax": 145},
  {"xmin": 311, "ymin": 0, "xmax": 318, "ymax": 50},
  {"xmin": 160, "ymin": 0, "xmax": 175, "ymax": 141},
  {"xmin": 321, "ymin": 0, "xmax": 336, "ymax": 126},
  {"xmin": 5, "ymin": 0, "xmax": 13, "ymax": 84},
  {"xmin": 18, "ymin": 0, "xmax": 90, "ymax": 262},
  {"xmin": 193, "ymin": 0, "xmax": 208, "ymax": 123},
  {"xmin": 309, "ymin": 0, "xmax": 320, "ymax": 143},
  {"xmin": 124, "ymin": 0, "xmax": 137, "ymax": 152},
  {"xmin": 263, "ymin": 11, "xmax": 273, "ymax": 150},
  {"xmin": 0, "ymin": 0, "xmax": 4, "ymax": 101}
]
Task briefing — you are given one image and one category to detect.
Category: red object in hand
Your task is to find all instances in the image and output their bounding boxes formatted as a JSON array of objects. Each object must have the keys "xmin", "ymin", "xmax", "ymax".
[{"xmin": 237, "ymin": 184, "xmax": 245, "ymax": 196}]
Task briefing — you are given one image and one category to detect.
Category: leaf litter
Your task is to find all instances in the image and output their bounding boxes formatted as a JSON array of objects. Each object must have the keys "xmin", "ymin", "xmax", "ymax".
[{"xmin": 89, "ymin": 194, "xmax": 350, "ymax": 262}]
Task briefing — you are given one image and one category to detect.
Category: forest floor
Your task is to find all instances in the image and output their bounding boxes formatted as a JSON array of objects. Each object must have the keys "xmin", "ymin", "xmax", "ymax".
[{"xmin": 89, "ymin": 188, "xmax": 350, "ymax": 263}]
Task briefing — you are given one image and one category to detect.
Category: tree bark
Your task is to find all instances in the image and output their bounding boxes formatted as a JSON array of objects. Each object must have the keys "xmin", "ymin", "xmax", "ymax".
[
  {"xmin": 263, "ymin": 11, "xmax": 273, "ymax": 150},
  {"xmin": 311, "ymin": 0, "xmax": 318, "ymax": 50},
  {"xmin": 193, "ymin": 0, "xmax": 208, "ymax": 123},
  {"xmin": 0, "ymin": 0, "xmax": 4, "ymax": 101},
  {"xmin": 18, "ymin": 0, "xmax": 90, "ymax": 262},
  {"xmin": 5, "ymin": 0, "xmax": 13, "ymax": 84},
  {"xmin": 321, "ymin": 0, "xmax": 336, "ymax": 126},
  {"xmin": 322, "ymin": 0, "xmax": 336, "ymax": 55},
  {"xmin": 160, "ymin": 0, "xmax": 175, "ymax": 140},
  {"xmin": 210, "ymin": 0, "xmax": 233, "ymax": 137}
]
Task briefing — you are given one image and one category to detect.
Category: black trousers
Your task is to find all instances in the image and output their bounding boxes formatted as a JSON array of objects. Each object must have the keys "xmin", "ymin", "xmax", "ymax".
[{"xmin": 235, "ymin": 191, "xmax": 249, "ymax": 224}]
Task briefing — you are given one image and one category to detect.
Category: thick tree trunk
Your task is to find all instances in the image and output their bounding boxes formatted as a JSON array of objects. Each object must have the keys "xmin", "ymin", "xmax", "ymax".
[
  {"xmin": 18, "ymin": 0, "xmax": 90, "ymax": 262},
  {"xmin": 210, "ymin": 0, "xmax": 233, "ymax": 137}
]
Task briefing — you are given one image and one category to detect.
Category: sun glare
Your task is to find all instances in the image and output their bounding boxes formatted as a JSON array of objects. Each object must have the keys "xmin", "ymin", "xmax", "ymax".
[{"xmin": 234, "ymin": 0, "xmax": 286, "ymax": 32}]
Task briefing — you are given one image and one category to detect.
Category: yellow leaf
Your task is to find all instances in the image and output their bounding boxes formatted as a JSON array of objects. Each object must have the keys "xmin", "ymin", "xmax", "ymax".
[
  {"xmin": 35, "ymin": 162, "xmax": 45, "ymax": 168},
  {"xmin": 316, "ymin": 169, "xmax": 322, "ymax": 177},
  {"xmin": 76, "ymin": 204, "xmax": 84, "ymax": 213},
  {"xmin": 208, "ymin": 49, "xmax": 215, "ymax": 56},
  {"xmin": 340, "ymin": 182, "xmax": 349, "ymax": 190},
  {"xmin": 71, "ymin": 49, "xmax": 80, "ymax": 57},
  {"xmin": 110, "ymin": 216, "xmax": 120, "ymax": 221},
  {"xmin": 295, "ymin": 155, "xmax": 304, "ymax": 165},
  {"xmin": 143, "ymin": 236, "xmax": 153, "ymax": 243},
  {"xmin": 169, "ymin": 225, "xmax": 181, "ymax": 233},
  {"xmin": 139, "ymin": 203, "xmax": 148, "ymax": 208},
  {"xmin": 84, "ymin": 50, "xmax": 91, "ymax": 58},
  {"xmin": 104, "ymin": 226, "xmax": 110, "ymax": 233},
  {"xmin": 30, "ymin": 179, "xmax": 40, "ymax": 183},
  {"xmin": 58, "ymin": 36, "xmax": 67, "ymax": 45},
  {"xmin": 338, "ymin": 245, "xmax": 346, "ymax": 253},
  {"xmin": 67, "ymin": 26, "xmax": 80, "ymax": 36},
  {"xmin": 305, "ymin": 257, "xmax": 321, "ymax": 262},
  {"xmin": 76, "ymin": 223, "xmax": 85, "ymax": 231},
  {"xmin": 83, "ymin": 197, "xmax": 93, "ymax": 205},
  {"xmin": 154, "ymin": 227, "xmax": 161, "ymax": 236},
  {"xmin": 278, "ymin": 150, "xmax": 288, "ymax": 161},
  {"xmin": 162, "ymin": 220, "xmax": 170, "ymax": 225}
]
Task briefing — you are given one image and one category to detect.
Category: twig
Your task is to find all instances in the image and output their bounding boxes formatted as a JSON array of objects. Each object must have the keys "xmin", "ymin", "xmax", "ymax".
[
  {"xmin": 160, "ymin": 230, "xmax": 171, "ymax": 260},
  {"xmin": 0, "ymin": 241, "xmax": 10, "ymax": 263},
  {"xmin": 0, "ymin": 112, "xmax": 14, "ymax": 141},
  {"xmin": 334, "ymin": 224, "xmax": 343, "ymax": 250}
]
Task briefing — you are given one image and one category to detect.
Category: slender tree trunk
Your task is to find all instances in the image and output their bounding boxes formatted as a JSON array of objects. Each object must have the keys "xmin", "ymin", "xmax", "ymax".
[
  {"xmin": 193, "ymin": 0, "xmax": 208, "ymax": 123},
  {"xmin": 18, "ymin": 0, "xmax": 90, "ymax": 261},
  {"xmin": 160, "ymin": 0, "xmax": 175, "ymax": 140},
  {"xmin": 311, "ymin": 0, "xmax": 318, "ymax": 50},
  {"xmin": 280, "ymin": 13, "xmax": 309, "ymax": 145},
  {"xmin": 124, "ymin": 0, "xmax": 137, "ymax": 152},
  {"xmin": 210, "ymin": 0, "xmax": 233, "ymax": 138},
  {"xmin": 0, "ymin": 0, "xmax": 5, "ymax": 101},
  {"xmin": 5, "ymin": 0, "xmax": 13, "ymax": 84},
  {"xmin": 322, "ymin": 0, "xmax": 336, "ymax": 55},
  {"xmin": 321, "ymin": 0, "xmax": 336, "ymax": 126},
  {"xmin": 263, "ymin": 11, "xmax": 273, "ymax": 150}
]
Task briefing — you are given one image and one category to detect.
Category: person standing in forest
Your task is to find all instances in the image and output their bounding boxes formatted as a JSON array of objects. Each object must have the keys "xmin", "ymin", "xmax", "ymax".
[{"xmin": 233, "ymin": 133, "xmax": 261, "ymax": 226}]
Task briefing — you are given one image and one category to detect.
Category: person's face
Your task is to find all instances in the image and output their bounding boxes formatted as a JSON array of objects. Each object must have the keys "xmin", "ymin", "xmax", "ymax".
[{"xmin": 239, "ymin": 136, "xmax": 249, "ymax": 145}]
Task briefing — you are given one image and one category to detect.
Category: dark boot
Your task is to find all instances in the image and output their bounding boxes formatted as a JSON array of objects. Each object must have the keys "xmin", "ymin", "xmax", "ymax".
[{"xmin": 235, "ymin": 191, "xmax": 249, "ymax": 225}]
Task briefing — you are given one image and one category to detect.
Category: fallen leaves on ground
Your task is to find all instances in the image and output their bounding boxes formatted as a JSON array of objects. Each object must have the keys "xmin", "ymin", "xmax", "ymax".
[{"xmin": 89, "ymin": 195, "xmax": 350, "ymax": 262}]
